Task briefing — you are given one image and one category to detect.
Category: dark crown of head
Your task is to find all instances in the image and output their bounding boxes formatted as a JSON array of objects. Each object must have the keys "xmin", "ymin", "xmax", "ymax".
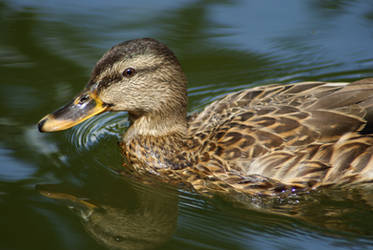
[{"xmin": 91, "ymin": 38, "xmax": 179, "ymax": 78}]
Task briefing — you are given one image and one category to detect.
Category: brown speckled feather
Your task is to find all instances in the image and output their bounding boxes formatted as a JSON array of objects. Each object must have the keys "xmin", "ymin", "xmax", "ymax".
[{"xmin": 182, "ymin": 79, "xmax": 373, "ymax": 195}]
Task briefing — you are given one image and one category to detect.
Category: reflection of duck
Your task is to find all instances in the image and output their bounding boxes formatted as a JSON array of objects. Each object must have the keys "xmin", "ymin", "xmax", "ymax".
[
  {"xmin": 38, "ymin": 38, "xmax": 373, "ymax": 196},
  {"xmin": 37, "ymin": 183, "xmax": 178, "ymax": 250}
]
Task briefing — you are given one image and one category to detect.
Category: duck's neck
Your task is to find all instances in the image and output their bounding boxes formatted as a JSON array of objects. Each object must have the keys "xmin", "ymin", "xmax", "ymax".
[
  {"xmin": 123, "ymin": 112, "xmax": 188, "ymax": 143},
  {"xmin": 121, "ymin": 112, "xmax": 192, "ymax": 177}
]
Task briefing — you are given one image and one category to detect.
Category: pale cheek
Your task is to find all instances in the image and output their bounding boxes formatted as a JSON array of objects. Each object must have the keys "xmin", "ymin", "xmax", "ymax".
[{"xmin": 99, "ymin": 76, "xmax": 170, "ymax": 112}]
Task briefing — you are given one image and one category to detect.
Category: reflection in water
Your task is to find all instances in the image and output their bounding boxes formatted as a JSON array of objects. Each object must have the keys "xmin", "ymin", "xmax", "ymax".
[
  {"xmin": 37, "ymin": 180, "xmax": 178, "ymax": 250},
  {"xmin": 237, "ymin": 188, "xmax": 373, "ymax": 236},
  {"xmin": 203, "ymin": 188, "xmax": 373, "ymax": 239},
  {"xmin": 37, "ymin": 176, "xmax": 373, "ymax": 250}
]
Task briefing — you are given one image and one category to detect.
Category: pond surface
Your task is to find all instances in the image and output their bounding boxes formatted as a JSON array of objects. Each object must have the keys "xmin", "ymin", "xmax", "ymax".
[{"xmin": 2, "ymin": 0, "xmax": 373, "ymax": 249}]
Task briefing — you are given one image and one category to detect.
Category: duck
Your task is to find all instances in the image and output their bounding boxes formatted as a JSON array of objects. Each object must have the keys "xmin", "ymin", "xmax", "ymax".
[{"xmin": 38, "ymin": 38, "xmax": 373, "ymax": 196}]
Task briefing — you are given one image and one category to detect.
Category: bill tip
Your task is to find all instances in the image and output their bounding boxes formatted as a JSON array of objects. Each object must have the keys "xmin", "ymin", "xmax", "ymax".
[{"xmin": 38, "ymin": 117, "xmax": 47, "ymax": 132}]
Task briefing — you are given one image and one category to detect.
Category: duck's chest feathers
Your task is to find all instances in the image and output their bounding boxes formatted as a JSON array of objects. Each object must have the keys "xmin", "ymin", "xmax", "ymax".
[{"xmin": 121, "ymin": 135, "xmax": 194, "ymax": 179}]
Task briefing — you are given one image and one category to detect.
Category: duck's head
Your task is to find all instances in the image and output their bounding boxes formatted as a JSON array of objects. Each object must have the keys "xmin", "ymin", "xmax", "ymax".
[{"xmin": 38, "ymin": 38, "xmax": 188, "ymax": 133}]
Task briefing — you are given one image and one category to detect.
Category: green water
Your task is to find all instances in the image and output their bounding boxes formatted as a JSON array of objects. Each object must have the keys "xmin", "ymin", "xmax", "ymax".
[{"xmin": 2, "ymin": 0, "xmax": 373, "ymax": 249}]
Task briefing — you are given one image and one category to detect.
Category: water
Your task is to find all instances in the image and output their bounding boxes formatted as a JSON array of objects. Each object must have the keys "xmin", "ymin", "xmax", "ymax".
[{"xmin": 1, "ymin": 0, "xmax": 373, "ymax": 249}]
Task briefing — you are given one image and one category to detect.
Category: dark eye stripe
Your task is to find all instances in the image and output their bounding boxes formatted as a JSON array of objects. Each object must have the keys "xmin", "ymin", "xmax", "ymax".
[
  {"xmin": 97, "ymin": 74, "xmax": 122, "ymax": 91},
  {"xmin": 92, "ymin": 63, "xmax": 164, "ymax": 92}
]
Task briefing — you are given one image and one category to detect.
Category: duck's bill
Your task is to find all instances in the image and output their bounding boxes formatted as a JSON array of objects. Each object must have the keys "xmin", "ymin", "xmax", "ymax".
[{"xmin": 38, "ymin": 92, "xmax": 108, "ymax": 132}]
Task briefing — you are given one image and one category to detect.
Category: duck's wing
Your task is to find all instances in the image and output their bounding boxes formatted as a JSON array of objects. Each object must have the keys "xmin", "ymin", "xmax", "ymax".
[
  {"xmin": 190, "ymin": 79, "xmax": 373, "ymax": 143},
  {"xmin": 187, "ymin": 78, "xmax": 373, "ymax": 193}
]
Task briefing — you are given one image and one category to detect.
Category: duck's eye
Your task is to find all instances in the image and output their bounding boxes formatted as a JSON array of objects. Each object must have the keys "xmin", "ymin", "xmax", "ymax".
[{"xmin": 122, "ymin": 67, "xmax": 136, "ymax": 78}]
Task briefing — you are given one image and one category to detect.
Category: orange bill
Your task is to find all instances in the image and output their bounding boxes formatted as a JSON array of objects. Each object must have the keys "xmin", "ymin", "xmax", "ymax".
[{"xmin": 38, "ymin": 92, "xmax": 108, "ymax": 132}]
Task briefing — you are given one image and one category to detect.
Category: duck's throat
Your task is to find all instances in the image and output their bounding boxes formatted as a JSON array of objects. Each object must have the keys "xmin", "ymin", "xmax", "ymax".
[
  {"xmin": 123, "ymin": 112, "xmax": 187, "ymax": 142},
  {"xmin": 121, "ymin": 113, "xmax": 191, "ymax": 177}
]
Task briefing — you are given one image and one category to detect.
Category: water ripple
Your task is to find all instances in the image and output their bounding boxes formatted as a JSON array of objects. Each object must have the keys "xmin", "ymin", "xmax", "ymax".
[{"xmin": 68, "ymin": 112, "xmax": 128, "ymax": 152}]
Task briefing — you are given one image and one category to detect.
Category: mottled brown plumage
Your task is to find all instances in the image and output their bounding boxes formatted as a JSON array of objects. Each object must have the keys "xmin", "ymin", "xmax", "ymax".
[{"xmin": 38, "ymin": 38, "xmax": 373, "ymax": 197}]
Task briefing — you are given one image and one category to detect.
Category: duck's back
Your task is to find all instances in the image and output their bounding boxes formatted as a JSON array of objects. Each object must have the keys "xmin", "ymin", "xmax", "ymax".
[{"xmin": 187, "ymin": 78, "xmax": 373, "ymax": 194}]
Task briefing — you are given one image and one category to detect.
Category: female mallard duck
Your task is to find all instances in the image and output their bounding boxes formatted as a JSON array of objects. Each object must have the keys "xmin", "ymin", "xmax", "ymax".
[{"xmin": 38, "ymin": 38, "xmax": 373, "ymax": 196}]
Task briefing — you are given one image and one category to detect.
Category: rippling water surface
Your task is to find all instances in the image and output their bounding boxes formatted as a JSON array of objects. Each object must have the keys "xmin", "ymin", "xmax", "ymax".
[{"xmin": 2, "ymin": 0, "xmax": 373, "ymax": 249}]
